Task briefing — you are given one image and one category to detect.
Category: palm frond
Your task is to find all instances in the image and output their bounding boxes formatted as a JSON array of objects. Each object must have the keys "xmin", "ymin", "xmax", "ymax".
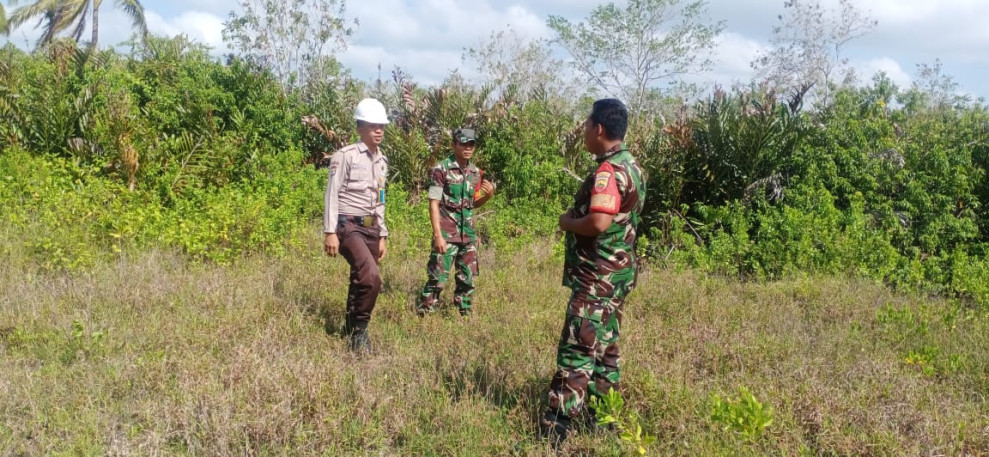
[
  {"xmin": 50, "ymin": 0, "xmax": 87, "ymax": 41},
  {"xmin": 11, "ymin": 0, "xmax": 89, "ymax": 46},
  {"xmin": 10, "ymin": 0, "xmax": 145, "ymax": 48},
  {"xmin": 38, "ymin": 14, "xmax": 58, "ymax": 45},
  {"xmin": 1, "ymin": 4, "xmax": 9, "ymax": 35},
  {"xmin": 8, "ymin": 0, "xmax": 61, "ymax": 30},
  {"xmin": 116, "ymin": 0, "xmax": 147, "ymax": 39},
  {"xmin": 67, "ymin": 2, "xmax": 88, "ymax": 43}
]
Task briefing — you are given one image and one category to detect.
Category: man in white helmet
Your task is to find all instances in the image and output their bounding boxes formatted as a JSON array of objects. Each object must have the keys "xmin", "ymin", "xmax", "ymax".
[{"xmin": 323, "ymin": 97, "xmax": 390, "ymax": 355}]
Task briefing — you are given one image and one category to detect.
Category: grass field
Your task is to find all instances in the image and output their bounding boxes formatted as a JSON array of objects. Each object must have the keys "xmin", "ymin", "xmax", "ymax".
[{"xmin": 1, "ymin": 231, "xmax": 987, "ymax": 456}]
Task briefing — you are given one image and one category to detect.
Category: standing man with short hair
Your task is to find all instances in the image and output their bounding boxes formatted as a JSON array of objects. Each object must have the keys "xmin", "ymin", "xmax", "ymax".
[
  {"xmin": 540, "ymin": 99, "xmax": 646, "ymax": 443},
  {"xmin": 416, "ymin": 128, "xmax": 495, "ymax": 318},
  {"xmin": 324, "ymin": 98, "xmax": 390, "ymax": 355}
]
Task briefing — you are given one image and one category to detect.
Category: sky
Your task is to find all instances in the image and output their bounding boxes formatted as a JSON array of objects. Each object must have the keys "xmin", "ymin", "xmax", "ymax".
[{"xmin": 3, "ymin": 0, "xmax": 988, "ymax": 100}]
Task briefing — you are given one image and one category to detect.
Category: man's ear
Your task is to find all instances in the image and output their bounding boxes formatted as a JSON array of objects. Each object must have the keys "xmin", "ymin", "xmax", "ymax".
[{"xmin": 594, "ymin": 123, "xmax": 605, "ymax": 139}]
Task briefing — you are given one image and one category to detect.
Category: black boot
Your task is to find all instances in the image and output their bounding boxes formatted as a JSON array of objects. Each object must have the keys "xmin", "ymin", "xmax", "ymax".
[
  {"xmin": 539, "ymin": 411, "xmax": 571, "ymax": 446},
  {"xmin": 349, "ymin": 321, "xmax": 372, "ymax": 355},
  {"xmin": 343, "ymin": 314, "xmax": 355, "ymax": 336}
]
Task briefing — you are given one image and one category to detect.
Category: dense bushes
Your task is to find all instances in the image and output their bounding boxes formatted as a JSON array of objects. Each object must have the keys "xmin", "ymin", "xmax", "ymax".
[
  {"xmin": 639, "ymin": 78, "xmax": 989, "ymax": 305},
  {"xmin": 1, "ymin": 39, "xmax": 987, "ymax": 306},
  {"xmin": 0, "ymin": 38, "xmax": 335, "ymax": 264},
  {"xmin": 0, "ymin": 39, "xmax": 566, "ymax": 265}
]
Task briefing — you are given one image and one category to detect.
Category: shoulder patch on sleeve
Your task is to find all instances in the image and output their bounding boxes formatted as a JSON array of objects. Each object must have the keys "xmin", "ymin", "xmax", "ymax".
[
  {"xmin": 589, "ymin": 161, "xmax": 620, "ymax": 215},
  {"xmin": 593, "ymin": 162, "xmax": 615, "ymax": 191},
  {"xmin": 594, "ymin": 171, "xmax": 611, "ymax": 191},
  {"xmin": 328, "ymin": 151, "xmax": 345, "ymax": 177}
]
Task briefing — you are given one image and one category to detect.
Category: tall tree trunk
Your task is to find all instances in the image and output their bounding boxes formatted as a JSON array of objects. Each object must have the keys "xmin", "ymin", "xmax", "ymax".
[{"xmin": 91, "ymin": 1, "xmax": 99, "ymax": 49}]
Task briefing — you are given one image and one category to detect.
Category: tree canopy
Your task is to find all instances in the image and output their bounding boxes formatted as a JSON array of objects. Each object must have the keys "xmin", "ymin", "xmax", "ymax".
[{"xmin": 547, "ymin": 0, "xmax": 723, "ymax": 112}]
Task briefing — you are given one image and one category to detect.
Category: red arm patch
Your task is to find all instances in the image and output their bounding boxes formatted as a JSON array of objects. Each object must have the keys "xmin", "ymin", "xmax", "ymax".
[
  {"xmin": 473, "ymin": 169, "xmax": 484, "ymax": 200},
  {"xmin": 589, "ymin": 162, "xmax": 620, "ymax": 214}
]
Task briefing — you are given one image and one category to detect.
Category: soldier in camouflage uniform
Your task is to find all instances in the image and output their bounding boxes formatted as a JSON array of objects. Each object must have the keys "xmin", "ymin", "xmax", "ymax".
[
  {"xmin": 417, "ymin": 128, "xmax": 495, "ymax": 317},
  {"xmin": 541, "ymin": 99, "xmax": 646, "ymax": 443}
]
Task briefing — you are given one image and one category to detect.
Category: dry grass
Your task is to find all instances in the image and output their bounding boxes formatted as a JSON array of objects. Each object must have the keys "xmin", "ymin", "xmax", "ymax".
[{"xmin": 1, "ymin": 232, "xmax": 988, "ymax": 456}]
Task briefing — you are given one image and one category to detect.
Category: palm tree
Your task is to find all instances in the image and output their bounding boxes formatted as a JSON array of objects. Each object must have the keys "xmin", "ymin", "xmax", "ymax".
[
  {"xmin": 7, "ymin": 0, "xmax": 148, "ymax": 49},
  {"xmin": 1, "ymin": 4, "xmax": 8, "ymax": 35}
]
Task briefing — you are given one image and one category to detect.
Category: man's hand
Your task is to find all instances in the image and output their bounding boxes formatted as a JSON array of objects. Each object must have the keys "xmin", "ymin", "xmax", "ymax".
[
  {"xmin": 558, "ymin": 208, "xmax": 573, "ymax": 232},
  {"xmin": 559, "ymin": 209, "xmax": 613, "ymax": 237},
  {"xmin": 480, "ymin": 179, "xmax": 495, "ymax": 196},
  {"xmin": 475, "ymin": 179, "xmax": 496, "ymax": 208},
  {"xmin": 324, "ymin": 233, "xmax": 339, "ymax": 257},
  {"xmin": 377, "ymin": 237, "xmax": 387, "ymax": 263},
  {"xmin": 432, "ymin": 235, "xmax": 448, "ymax": 254}
]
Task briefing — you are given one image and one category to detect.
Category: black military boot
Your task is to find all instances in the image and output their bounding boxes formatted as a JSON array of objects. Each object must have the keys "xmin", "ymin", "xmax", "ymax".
[
  {"xmin": 343, "ymin": 314, "xmax": 355, "ymax": 336},
  {"xmin": 349, "ymin": 321, "xmax": 372, "ymax": 355},
  {"xmin": 539, "ymin": 411, "xmax": 571, "ymax": 446}
]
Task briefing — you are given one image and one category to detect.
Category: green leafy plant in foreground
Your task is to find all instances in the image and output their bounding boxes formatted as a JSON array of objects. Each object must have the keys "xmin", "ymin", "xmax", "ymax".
[
  {"xmin": 709, "ymin": 386, "xmax": 774, "ymax": 442},
  {"xmin": 591, "ymin": 388, "xmax": 657, "ymax": 455}
]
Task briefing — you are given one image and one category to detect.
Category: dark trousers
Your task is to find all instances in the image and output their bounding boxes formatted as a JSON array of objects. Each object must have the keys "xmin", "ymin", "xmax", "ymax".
[{"xmin": 337, "ymin": 218, "xmax": 382, "ymax": 324}]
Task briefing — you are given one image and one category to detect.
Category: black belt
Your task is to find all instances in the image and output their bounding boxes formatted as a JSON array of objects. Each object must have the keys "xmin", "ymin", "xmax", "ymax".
[{"xmin": 339, "ymin": 215, "xmax": 375, "ymax": 227}]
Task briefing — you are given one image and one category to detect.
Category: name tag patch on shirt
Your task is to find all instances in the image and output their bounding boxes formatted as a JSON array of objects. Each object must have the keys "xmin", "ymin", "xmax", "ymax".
[
  {"xmin": 591, "ymin": 193, "xmax": 616, "ymax": 209},
  {"xmin": 378, "ymin": 188, "xmax": 386, "ymax": 204}
]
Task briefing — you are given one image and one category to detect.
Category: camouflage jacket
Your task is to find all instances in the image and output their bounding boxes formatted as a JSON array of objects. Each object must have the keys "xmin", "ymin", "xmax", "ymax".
[
  {"xmin": 427, "ymin": 155, "xmax": 483, "ymax": 244},
  {"xmin": 563, "ymin": 145, "xmax": 646, "ymax": 308}
]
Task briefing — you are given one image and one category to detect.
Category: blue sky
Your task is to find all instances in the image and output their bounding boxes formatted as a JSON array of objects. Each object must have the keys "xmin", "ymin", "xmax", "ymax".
[{"xmin": 4, "ymin": 0, "xmax": 988, "ymax": 100}]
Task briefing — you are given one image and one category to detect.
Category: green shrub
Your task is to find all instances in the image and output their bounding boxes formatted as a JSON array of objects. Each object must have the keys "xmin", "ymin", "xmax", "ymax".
[{"xmin": 709, "ymin": 386, "xmax": 774, "ymax": 442}]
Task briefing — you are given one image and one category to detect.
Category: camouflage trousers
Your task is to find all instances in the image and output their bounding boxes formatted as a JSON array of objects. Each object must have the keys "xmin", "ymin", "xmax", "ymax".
[
  {"xmin": 545, "ymin": 293, "xmax": 624, "ymax": 420},
  {"xmin": 417, "ymin": 242, "xmax": 478, "ymax": 314}
]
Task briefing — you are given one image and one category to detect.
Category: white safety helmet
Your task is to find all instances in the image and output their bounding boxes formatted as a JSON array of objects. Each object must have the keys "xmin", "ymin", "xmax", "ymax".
[{"xmin": 354, "ymin": 98, "xmax": 390, "ymax": 124}]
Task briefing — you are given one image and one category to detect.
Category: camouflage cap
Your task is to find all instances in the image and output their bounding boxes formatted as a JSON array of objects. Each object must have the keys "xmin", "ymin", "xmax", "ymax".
[{"xmin": 453, "ymin": 128, "xmax": 476, "ymax": 143}]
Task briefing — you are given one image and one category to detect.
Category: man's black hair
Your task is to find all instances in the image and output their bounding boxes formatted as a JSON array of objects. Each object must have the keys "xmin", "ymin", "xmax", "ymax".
[{"xmin": 589, "ymin": 98, "xmax": 628, "ymax": 141}]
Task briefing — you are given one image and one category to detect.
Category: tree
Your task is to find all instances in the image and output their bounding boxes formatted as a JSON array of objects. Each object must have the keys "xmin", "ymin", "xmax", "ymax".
[
  {"xmin": 751, "ymin": 0, "xmax": 876, "ymax": 107},
  {"xmin": 223, "ymin": 0, "xmax": 355, "ymax": 92},
  {"xmin": 1, "ymin": 4, "xmax": 8, "ymax": 35},
  {"xmin": 901, "ymin": 59, "xmax": 972, "ymax": 111},
  {"xmin": 462, "ymin": 25, "xmax": 578, "ymax": 103},
  {"xmin": 547, "ymin": 0, "xmax": 723, "ymax": 112},
  {"xmin": 6, "ymin": 0, "xmax": 148, "ymax": 49}
]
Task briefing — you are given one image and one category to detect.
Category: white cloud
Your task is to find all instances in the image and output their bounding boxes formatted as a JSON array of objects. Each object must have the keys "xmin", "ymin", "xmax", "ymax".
[
  {"xmin": 339, "ymin": 45, "xmax": 463, "ymax": 86},
  {"xmin": 339, "ymin": 0, "xmax": 549, "ymax": 86},
  {"xmin": 707, "ymin": 32, "xmax": 765, "ymax": 84},
  {"xmin": 866, "ymin": 0, "xmax": 989, "ymax": 28},
  {"xmin": 348, "ymin": 0, "xmax": 548, "ymax": 47},
  {"xmin": 145, "ymin": 10, "xmax": 228, "ymax": 53},
  {"xmin": 852, "ymin": 57, "xmax": 912, "ymax": 88},
  {"xmin": 155, "ymin": 0, "xmax": 239, "ymax": 18},
  {"xmin": 853, "ymin": 0, "xmax": 989, "ymax": 62}
]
